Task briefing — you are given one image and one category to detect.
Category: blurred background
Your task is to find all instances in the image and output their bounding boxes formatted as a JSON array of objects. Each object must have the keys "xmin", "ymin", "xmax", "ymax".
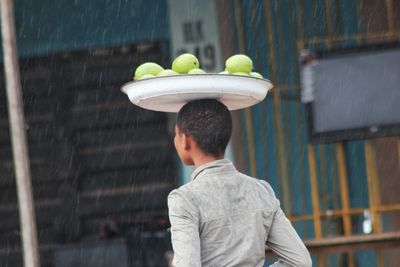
[{"xmin": 0, "ymin": 0, "xmax": 400, "ymax": 266}]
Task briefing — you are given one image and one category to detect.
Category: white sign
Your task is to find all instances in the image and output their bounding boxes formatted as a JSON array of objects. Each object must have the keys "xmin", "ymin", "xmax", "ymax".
[{"xmin": 167, "ymin": 0, "xmax": 223, "ymax": 72}]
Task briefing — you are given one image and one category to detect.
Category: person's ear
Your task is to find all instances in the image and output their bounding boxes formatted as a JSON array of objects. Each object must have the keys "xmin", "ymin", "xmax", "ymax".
[{"xmin": 182, "ymin": 134, "xmax": 190, "ymax": 150}]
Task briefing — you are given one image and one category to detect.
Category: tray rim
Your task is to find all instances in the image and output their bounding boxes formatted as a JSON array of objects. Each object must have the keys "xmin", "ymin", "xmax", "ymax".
[{"xmin": 121, "ymin": 74, "xmax": 273, "ymax": 112}]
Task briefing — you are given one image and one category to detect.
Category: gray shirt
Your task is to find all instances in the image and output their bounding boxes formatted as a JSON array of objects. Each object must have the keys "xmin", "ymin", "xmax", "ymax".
[{"xmin": 168, "ymin": 159, "xmax": 311, "ymax": 267}]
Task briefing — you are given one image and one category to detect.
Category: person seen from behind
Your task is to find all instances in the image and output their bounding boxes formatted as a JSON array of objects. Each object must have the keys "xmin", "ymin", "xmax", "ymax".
[{"xmin": 168, "ymin": 99, "xmax": 312, "ymax": 267}]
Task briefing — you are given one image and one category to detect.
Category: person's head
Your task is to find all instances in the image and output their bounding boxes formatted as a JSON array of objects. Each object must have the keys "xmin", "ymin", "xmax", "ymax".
[{"xmin": 174, "ymin": 99, "xmax": 232, "ymax": 165}]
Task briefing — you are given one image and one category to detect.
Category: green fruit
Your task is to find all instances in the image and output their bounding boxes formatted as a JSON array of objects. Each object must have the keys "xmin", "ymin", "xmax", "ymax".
[
  {"xmin": 157, "ymin": 69, "xmax": 178, "ymax": 77},
  {"xmin": 172, "ymin": 53, "xmax": 199, "ymax": 74},
  {"xmin": 232, "ymin": 72, "xmax": 250, "ymax": 76},
  {"xmin": 225, "ymin": 54, "xmax": 253, "ymax": 74},
  {"xmin": 250, "ymin": 72, "xmax": 263, "ymax": 79},
  {"xmin": 138, "ymin": 74, "xmax": 156, "ymax": 80},
  {"xmin": 188, "ymin": 68, "xmax": 206, "ymax": 74},
  {"xmin": 134, "ymin": 62, "xmax": 164, "ymax": 80}
]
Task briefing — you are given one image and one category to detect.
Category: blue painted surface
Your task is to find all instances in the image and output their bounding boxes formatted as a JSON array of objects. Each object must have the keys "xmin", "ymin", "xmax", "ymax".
[
  {"xmin": 13, "ymin": 0, "xmax": 169, "ymax": 58},
  {"xmin": 346, "ymin": 141, "xmax": 369, "ymax": 208},
  {"xmin": 264, "ymin": 99, "xmax": 279, "ymax": 194},
  {"xmin": 231, "ymin": 0, "xmax": 377, "ymax": 265}
]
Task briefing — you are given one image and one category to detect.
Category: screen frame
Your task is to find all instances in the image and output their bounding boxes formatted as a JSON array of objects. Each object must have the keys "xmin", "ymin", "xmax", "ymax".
[{"xmin": 305, "ymin": 41, "xmax": 400, "ymax": 144}]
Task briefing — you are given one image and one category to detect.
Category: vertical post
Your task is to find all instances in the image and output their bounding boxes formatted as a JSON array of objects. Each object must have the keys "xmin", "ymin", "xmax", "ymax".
[
  {"xmin": 364, "ymin": 141, "xmax": 383, "ymax": 233},
  {"xmin": 397, "ymin": 138, "xmax": 400, "ymax": 167},
  {"xmin": 308, "ymin": 144, "xmax": 322, "ymax": 238},
  {"xmin": 385, "ymin": 0, "xmax": 395, "ymax": 33},
  {"xmin": 323, "ymin": 0, "xmax": 333, "ymax": 49},
  {"xmin": 336, "ymin": 143, "xmax": 355, "ymax": 267},
  {"xmin": 0, "ymin": 1, "xmax": 40, "ymax": 267},
  {"xmin": 336, "ymin": 143, "xmax": 352, "ymax": 235},
  {"xmin": 364, "ymin": 141, "xmax": 384, "ymax": 267}
]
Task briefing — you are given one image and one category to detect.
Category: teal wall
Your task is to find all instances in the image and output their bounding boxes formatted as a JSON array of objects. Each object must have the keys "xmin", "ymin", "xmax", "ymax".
[
  {"xmin": 12, "ymin": 0, "xmax": 169, "ymax": 57},
  {"xmin": 230, "ymin": 0, "xmax": 376, "ymax": 266}
]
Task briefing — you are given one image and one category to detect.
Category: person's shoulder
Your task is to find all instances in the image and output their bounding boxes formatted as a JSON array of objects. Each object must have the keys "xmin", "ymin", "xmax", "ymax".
[
  {"xmin": 167, "ymin": 182, "xmax": 196, "ymax": 205},
  {"xmin": 238, "ymin": 172, "xmax": 275, "ymax": 190},
  {"xmin": 167, "ymin": 183, "xmax": 200, "ymax": 217},
  {"xmin": 254, "ymin": 178, "xmax": 276, "ymax": 196},
  {"xmin": 168, "ymin": 180, "xmax": 195, "ymax": 194},
  {"xmin": 237, "ymin": 172, "xmax": 279, "ymax": 206}
]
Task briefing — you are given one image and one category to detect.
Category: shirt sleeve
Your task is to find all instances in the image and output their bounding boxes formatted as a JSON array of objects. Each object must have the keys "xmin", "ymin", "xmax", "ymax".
[
  {"xmin": 168, "ymin": 189, "xmax": 201, "ymax": 267},
  {"xmin": 267, "ymin": 207, "xmax": 312, "ymax": 267}
]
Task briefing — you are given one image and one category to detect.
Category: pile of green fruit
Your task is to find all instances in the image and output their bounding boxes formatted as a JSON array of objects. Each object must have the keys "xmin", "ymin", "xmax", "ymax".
[{"xmin": 133, "ymin": 53, "xmax": 263, "ymax": 80}]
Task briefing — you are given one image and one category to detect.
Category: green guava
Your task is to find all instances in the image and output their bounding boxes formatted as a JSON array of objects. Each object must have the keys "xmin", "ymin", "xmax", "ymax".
[
  {"xmin": 134, "ymin": 62, "xmax": 164, "ymax": 80},
  {"xmin": 157, "ymin": 69, "xmax": 178, "ymax": 77},
  {"xmin": 138, "ymin": 74, "xmax": 156, "ymax": 80},
  {"xmin": 188, "ymin": 68, "xmax": 206, "ymax": 74},
  {"xmin": 225, "ymin": 54, "xmax": 253, "ymax": 74},
  {"xmin": 250, "ymin": 72, "xmax": 263, "ymax": 79},
  {"xmin": 172, "ymin": 53, "xmax": 200, "ymax": 74},
  {"xmin": 233, "ymin": 72, "xmax": 250, "ymax": 76}
]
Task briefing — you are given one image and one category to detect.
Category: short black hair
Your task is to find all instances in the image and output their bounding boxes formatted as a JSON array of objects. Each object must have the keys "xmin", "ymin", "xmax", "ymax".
[{"xmin": 177, "ymin": 99, "xmax": 232, "ymax": 156}]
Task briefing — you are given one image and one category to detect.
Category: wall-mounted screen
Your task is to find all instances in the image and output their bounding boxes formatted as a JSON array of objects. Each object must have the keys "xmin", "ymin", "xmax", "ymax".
[{"xmin": 302, "ymin": 43, "xmax": 400, "ymax": 143}]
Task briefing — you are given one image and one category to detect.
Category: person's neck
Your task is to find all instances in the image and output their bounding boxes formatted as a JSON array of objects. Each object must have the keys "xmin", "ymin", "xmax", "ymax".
[{"xmin": 193, "ymin": 154, "xmax": 224, "ymax": 168}]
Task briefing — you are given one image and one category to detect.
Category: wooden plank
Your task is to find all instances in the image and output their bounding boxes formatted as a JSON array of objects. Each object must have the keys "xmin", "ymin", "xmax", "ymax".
[
  {"xmin": 336, "ymin": 143, "xmax": 352, "ymax": 236},
  {"xmin": 60, "ymin": 65, "xmax": 134, "ymax": 88},
  {"xmin": 78, "ymin": 187, "xmax": 172, "ymax": 217},
  {"xmin": 265, "ymin": 232, "xmax": 400, "ymax": 255},
  {"xmin": 81, "ymin": 181, "xmax": 173, "ymax": 198},
  {"xmin": 397, "ymin": 137, "xmax": 400, "ymax": 167},
  {"xmin": 78, "ymin": 145, "xmax": 173, "ymax": 172},
  {"xmin": 59, "ymin": 45, "xmax": 164, "ymax": 69},
  {"xmin": 0, "ymin": 226, "xmax": 58, "ymax": 248},
  {"xmin": 385, "ymin": 0, "xmax": 395, "ymax": 32},
  {"xmin": 364, "ymin": 141, "xmax": 383, "ymax": 233},
  {"xmin": 304, "ymin": 231, "xmax": 400, "ymax": 254},
  {"xmin": 0, "ymin": 194, "xmax": 79, "ymax": 243},
  {"xmin": 56, "ymin": 48, "xmax": 165, "ymax": 88},
  {"xmin": 0, "ymin": 93, "xmax": 54, "ymax": 115},
  {"xmin": 68, "ymin": 106, "xmax": 163, "ymax": 130},
  {"xmin": 0, "ymin": 120, "xmax": 56, "ymax": 145},
  {"xmin": 74, "ymin": 123, "xmax": 168, "ymax": 148},
  {"xmin": 0, "ymin": 112, "xmax": 54, "ymax": 127},
  {"xmin": 0, "ymin": 142, "xmax": 62, "ymax": 161},
  {"xmin": 0, "ymin": 185, "xmax": 60, "ymax": 206},
  {"xmin": 79, "ymin": 163, "xmax": 176, "ymax": 192},
  {"xmin": 72, "ymin": 84, "xmax": 129, "ymax": 106},
  {"xmin": 81, "ymin": 208, "xmax": 169, "ymax": 235},
  {"xmin": 0, "ymin": 161, "xmax": 70, "ymax": 187},
  {"xmin": 0, "ymin": 140, "xmax": 76, "ymax": 185},
  {"xmin": 308, "ymin": 144, "xmax": 322, "ymax": 238},
  {"xmin": 0, "ymin": 200, "xmax": 61, "ymax": 231}
]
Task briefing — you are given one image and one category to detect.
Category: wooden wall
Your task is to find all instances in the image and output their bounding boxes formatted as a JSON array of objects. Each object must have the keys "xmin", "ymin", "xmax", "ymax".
[{"xmin": 0, "ymin": 42, "xmax": 177, "ymax": 266}]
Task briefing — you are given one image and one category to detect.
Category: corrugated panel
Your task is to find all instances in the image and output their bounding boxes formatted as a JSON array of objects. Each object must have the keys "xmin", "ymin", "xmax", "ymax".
[
  {"xmin": 11, "ymin": 0, "xmax": 169, "ymax": 58},
  {"xmin": 229, "ymin": 0, "xmax": 399, "ymax": 265}
]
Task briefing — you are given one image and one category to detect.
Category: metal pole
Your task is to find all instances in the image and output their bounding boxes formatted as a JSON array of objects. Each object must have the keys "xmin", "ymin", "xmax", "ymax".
[{"xmin": 0, "ymin": 1, "xmax": 40, "ymax": 266}]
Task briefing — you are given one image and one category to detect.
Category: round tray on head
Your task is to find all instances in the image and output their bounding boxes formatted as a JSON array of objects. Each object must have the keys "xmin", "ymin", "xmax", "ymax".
[{"xmin": 121, "ymin": 74, "xmax": 273, "ymax": 112}]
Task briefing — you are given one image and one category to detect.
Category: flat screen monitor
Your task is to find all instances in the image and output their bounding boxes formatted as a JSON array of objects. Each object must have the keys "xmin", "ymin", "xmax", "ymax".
[{"xmin": 301, "ymin": 43, "xmax": 400, "ymax": 143}]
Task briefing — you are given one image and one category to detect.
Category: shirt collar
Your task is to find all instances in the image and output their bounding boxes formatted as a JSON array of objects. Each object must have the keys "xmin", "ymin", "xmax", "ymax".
[{"xmin": 190, "ymin": 159, "xmax": 233, "ymax": 181}]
